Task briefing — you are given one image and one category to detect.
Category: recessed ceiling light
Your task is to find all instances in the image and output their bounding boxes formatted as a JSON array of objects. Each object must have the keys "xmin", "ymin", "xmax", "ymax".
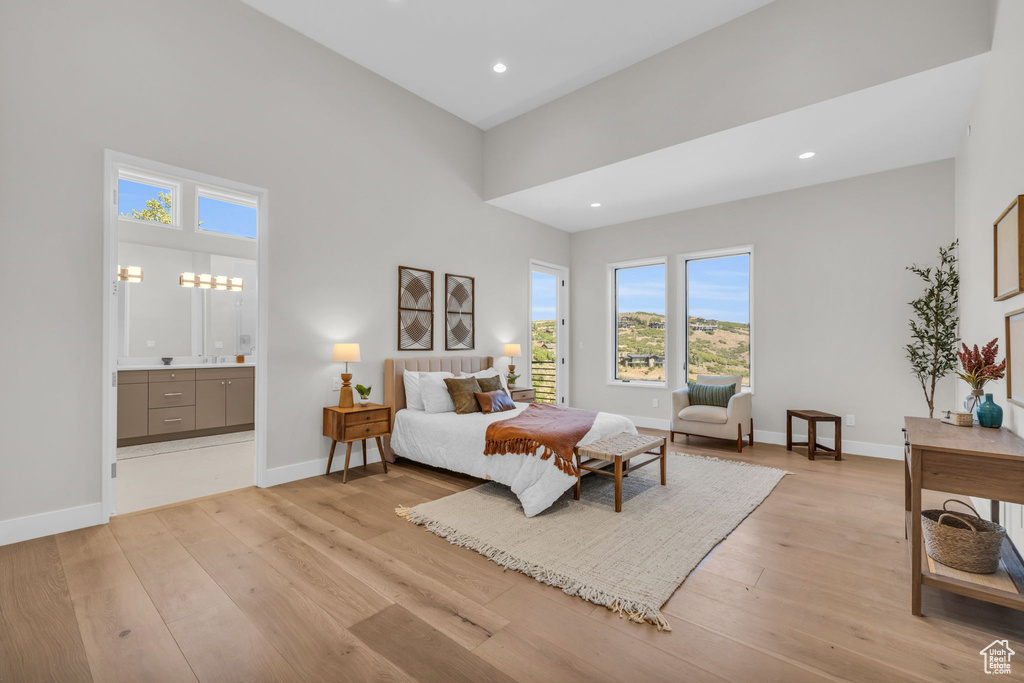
[
  {"xmin": 493, "ymin": 63, "xmax": 507, "ymax": 73},
  {"xmin": 799, "ymin": 151, "xmax": 816, "ymax": 159},
  {"xmin": 590, "ymin": 202, "xmax": 602, "ymax": 208}
]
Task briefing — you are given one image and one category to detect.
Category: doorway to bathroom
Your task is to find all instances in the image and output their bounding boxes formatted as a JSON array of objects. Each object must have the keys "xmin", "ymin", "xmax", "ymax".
[{"xmin": 101, "ymin": 151, "xmax": 269, "ymax": 518}]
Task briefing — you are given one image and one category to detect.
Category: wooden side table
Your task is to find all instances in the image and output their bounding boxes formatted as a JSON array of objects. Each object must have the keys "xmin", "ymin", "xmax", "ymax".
[
  {"xmin": 786, "ymin": 409, "xmax": 842, "ymax": 460},
  {"xmin": 509, "ymin": 386, "xmax": 536, "ymax": 402},
  {"xmin": 323, "ymin": 403, "xmax": 392, "ymax": 483}
]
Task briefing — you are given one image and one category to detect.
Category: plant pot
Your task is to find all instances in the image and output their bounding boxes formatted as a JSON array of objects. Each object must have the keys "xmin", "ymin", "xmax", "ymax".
[
  {"xmin": 358, "ymin": 396, "xmax": 370, "ymax": 406},
  {"xmin": 977, "ymin": 393, "xmax": 1003, "ymax": 428}
]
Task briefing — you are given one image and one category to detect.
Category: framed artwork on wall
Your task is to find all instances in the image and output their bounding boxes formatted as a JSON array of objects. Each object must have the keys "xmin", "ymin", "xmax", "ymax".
[
  {"xmin": 398, "ymin": 266, "xmax": 434, "ymax": 351},
  {"xmin": 1005, "ymin": 307, "xmax": 1024, "ymax": 408},
  {"xmin": 445, "ymin": 273, "xmax": 475, "ymax": 350},
  {"xmin": 994, "ymin": 195, "xmax": 1024, "ymax": 301}
]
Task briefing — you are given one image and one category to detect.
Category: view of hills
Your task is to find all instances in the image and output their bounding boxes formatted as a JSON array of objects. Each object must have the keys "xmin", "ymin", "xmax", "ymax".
[{"xmin": 531, "ymin": 313, "xmax": 749, "ymax": 385}]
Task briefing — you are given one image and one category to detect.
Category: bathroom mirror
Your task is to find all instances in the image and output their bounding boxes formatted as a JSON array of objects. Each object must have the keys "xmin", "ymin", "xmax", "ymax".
[{"xmin": 117, "ymin": 241, "xmax": 257, "ymax": 360}]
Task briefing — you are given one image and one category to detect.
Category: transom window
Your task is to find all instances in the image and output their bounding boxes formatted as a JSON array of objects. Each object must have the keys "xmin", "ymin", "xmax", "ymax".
[
  {"xmin": 117, "ymin": 170, "xmax": 179, "ymax": 226},
  {"xmin": 610, "ymin": 258, "xmax": 667, "ymax": 384},
  {"xmin": 197, "ymin": 187, "xmax": 258, "ymax": 239}
]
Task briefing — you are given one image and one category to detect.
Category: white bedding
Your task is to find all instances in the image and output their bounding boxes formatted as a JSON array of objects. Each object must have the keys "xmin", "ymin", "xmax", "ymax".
[{"xmin": 390, "ymin": 404, "xmax": 637, "ymax": 516}]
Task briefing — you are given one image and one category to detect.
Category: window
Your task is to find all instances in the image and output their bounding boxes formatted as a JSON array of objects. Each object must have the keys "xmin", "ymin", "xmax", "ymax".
[
  {"xmin": 684, "ymin": 249, "xmax": 751, "ymax": 387},
  {"xmin": 117, "ymin": 170, "xmax": 178, "ymax": 226},
  {"xmin": 610, "ymin": 258, "xmax": 666, "ymax": 384},
  {"xmin": 197, "ymin": 187, "xmax": 258, "ymax": 239}
]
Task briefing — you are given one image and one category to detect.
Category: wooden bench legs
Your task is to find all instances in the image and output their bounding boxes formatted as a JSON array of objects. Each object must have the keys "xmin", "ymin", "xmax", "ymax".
[{"xmin": 574, "ymin": 442, "xmax": 667, "ymax": 513}]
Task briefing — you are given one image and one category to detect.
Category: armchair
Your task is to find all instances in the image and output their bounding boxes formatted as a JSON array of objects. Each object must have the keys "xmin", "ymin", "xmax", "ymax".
[{"xmin": 671, "ymin": 374, "xmax": 753, "ymax": 452}]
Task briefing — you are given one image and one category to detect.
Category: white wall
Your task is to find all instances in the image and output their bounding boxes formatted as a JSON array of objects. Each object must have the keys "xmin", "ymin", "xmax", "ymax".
[
  {"xmin": 954, "ymin": 0, "xmax": 1024, "ymax": 545},
  {"xmin": 483, "ymin": 0, "xmax": 993, "ymax": 199},
  {"xmin": 0, "ymin": 0, "xmax": 568, "ymax": 527},
  {"xmin": 569, "ymin": 161, "xmax": 955, "ymax": 452}
]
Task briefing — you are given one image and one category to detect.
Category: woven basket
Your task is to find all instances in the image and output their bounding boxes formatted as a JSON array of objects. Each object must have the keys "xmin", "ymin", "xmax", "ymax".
[
  {"xmin": 922, "ymin": 499, "xmax": 1006, "ymax": 574},
  {"xmin": 949, "ymin": 411, "xmax": 974, "ymax": 427}
]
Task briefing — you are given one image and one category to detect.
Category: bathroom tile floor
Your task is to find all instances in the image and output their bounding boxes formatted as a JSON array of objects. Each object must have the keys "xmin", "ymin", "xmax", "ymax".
[{"xmin": 116, "ymin": 440, "xmax": 254, "ymax": 514}]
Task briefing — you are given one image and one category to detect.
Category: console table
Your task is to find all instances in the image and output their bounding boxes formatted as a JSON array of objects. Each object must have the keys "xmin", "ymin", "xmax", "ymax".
[{"xmin": 903, "ymin": 417, "xmax": 1024, "ymax": 615}]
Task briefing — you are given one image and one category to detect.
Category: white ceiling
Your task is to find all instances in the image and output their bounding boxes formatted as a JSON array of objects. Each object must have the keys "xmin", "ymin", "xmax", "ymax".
[
  {"xmin": 237, "ymin": 0, "xmax": 774, "ymax": 129},
  {"xmin": 488, "ymin": 55, "xmax": 988, "ymax": 232}
]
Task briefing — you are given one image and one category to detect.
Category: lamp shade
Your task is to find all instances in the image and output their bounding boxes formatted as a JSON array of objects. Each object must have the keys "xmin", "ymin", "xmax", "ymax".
[
  {"xmin": 503, "ymin": 343, "xmax": 522, "ymax": 358},
  {"xmin": 333, "ymin": 343, "xmax": 361, "ymax": 363}
]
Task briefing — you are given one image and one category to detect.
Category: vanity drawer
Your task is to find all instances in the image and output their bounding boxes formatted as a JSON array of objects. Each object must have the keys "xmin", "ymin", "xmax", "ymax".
[
  {"xmin": 118, "ymin": 370, "xmax": 150, "ymax": 385},
  {"xmin": 149, "ymin": 381, "xmax": 196, "ymax": 408},
  {"xmin": 196, "ymin": 367, "xmax": 255, "ymax": 381},
  {"xmin": 149, "ymin": 369, "xmax": 196, "ymax": 383},
  {"xmin": 345, "ymin": 409, "xmax": 389, "ymax": 427},
  {"xmin": 149, "ymin": 406, "xmax": 196, "ymax": 434},
  {"xmin": 346, "ymin": 420, "xmax": 389, "ymax": 440}
]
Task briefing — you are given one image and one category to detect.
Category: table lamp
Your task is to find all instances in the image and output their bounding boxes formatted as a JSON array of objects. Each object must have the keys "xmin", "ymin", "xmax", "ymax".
[
  {"xmin": 333, "ymin": 343, "xmax": 361, "ymax": 408},
  {"xmin": 504, "ymin": 343, "xmax": 522, "ymax": 387}
]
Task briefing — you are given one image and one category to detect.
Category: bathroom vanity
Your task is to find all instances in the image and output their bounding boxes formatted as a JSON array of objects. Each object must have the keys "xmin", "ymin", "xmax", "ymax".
[{"xmin": 117, "ymin": 365, "xmax": 254, "ymax": 446}]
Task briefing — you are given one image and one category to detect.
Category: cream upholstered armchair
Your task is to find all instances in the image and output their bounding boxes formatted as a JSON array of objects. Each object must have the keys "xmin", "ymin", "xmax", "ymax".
[{"xmin": 671, "ymin": 374, "xmax": 753, "ymax": 452}]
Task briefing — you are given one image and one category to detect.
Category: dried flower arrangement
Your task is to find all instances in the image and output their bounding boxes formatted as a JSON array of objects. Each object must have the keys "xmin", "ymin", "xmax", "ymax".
[{"xmin": 955, "ymin": 339, "xmax": 1006, "ymax": 392}]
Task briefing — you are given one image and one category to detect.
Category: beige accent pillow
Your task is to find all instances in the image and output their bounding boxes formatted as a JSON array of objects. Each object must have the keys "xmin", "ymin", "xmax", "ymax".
[{"xmin": 444, "ymin": 377, "xmax": 483, "ymax": 414}]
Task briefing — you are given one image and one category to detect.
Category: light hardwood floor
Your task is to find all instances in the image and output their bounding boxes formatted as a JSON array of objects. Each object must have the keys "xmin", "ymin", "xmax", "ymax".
[{"xmin": 2, "ymin": 433, "xmax": 1021, "ymax": 682}]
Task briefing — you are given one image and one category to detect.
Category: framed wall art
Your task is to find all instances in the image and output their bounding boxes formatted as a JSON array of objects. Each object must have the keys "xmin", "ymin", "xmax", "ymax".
[
  {"xmin": 994, "ymin": 195, "xmax": 1024, "ymax": 301},
  {"xmin": 1005, "ymin": 307, "xmax": 1024, "ymax": 408},
  {"xmin": 398, "ymin": 266, "xmax": 434, "ymax": 351},
  {"xmin": 445, "ymin": 273, "xmax": 475, "ymax": 350}
]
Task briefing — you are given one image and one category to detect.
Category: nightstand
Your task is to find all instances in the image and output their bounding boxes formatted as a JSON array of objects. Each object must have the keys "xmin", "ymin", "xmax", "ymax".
[
  {"xmin": 509, "ymin": 386, "xmax": 536, "ymax": 403},
  {"xmin": 323, "ymin": 403, "xmax": 392, "ymax": 482}
]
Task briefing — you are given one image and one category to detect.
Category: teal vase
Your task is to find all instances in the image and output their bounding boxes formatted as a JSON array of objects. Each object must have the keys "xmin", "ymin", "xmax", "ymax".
[{"xmin": 976, "ymin": 393, "xmax": 1003, "ymax": 428}]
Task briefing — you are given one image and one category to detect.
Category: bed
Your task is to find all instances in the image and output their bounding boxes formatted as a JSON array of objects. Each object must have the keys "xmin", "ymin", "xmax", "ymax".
[{"xmin": 383, "ymin": 356, "xmax": 637, "ymax": 516}]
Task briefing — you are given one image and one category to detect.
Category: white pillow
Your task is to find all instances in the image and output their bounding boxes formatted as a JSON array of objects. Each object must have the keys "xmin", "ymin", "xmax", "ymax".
[
  {"xmin": 420, "ymin": 373, "xmax": 457, "ymax": 414},
  {"xmin": 403, "ymin": 371, "xmax": 453, "ymax": 411},
  {"xmin": 463, "ymin": 367, "xmax": 508, "ymax": 390}
]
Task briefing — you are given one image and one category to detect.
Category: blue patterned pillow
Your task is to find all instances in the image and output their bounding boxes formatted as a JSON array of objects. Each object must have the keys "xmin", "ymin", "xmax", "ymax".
[{"xmin": 687, "ymin": 381, "xmax": 737, "ymax": 407}]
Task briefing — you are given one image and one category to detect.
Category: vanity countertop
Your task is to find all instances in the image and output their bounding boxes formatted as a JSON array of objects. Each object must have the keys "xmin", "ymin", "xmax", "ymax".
[{"xmin": 118, "ymin": 362, "xmax": 256, "ymax": 371}]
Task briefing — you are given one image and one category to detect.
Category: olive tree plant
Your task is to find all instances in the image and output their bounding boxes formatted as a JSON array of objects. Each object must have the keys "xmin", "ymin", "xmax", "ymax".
[{"xmin": 905, "ymin": 241, "xmax": 960, "ymax": 418}]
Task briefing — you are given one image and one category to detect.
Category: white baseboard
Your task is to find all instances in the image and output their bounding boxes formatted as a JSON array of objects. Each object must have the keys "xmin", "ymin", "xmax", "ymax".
[
  {"xmin": 622, "ymin": 414, "xmax": 903, "ymax": 460},
  {"xmin": 263, "ymin": 441, "xmax": 384, "ymax": 487},
  {"xmin": 0, "ymin": 502, "xmax": 104, "ymax": 547}
]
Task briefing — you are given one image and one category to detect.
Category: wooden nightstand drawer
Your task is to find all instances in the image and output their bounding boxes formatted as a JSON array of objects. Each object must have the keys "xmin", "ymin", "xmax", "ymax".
[
  {"xmin": 345, "ymin": 408, "xmax": 389, "ymax": 426},
  {"xmin": 347, "ymin": 420, "xmax": 389, "ymax": 440},
  {"xmin": 510, "ymin": 388, "xmax": 535, "ymax": 402}
]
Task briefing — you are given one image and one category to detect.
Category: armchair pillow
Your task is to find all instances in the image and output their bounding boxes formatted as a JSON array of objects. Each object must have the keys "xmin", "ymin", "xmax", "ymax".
[{"xmin": 686, "ymin": 381, "xmax": 737, "ymax": 408}]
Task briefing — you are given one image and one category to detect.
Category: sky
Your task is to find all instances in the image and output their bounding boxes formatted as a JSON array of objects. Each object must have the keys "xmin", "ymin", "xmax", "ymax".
[
  {"xmin": 616, "ymin": 263, "xmax": 666, "ymax": 315},
  {"xmin": 687, "ymin": 254, "xmax": 749, "ymax": 324},
  {"xmin": 532, "ymin": 271, "xmax": 557, "ymax": 321},
  {"xmin": 118, "ymin": 179, "xmax": 258, "ymax": 239},
  {"xmin": 614, "ymin": 255, "xmax": 749, "ymax": 323}
]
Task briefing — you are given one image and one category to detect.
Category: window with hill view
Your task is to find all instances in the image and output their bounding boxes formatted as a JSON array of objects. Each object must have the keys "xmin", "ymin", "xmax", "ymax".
[
  {"xmin": 612, "ymin": 260, "xmax": 666, "ymax": 383},
  {"xmin": 685, "ymin": 252, "xmax": 751, "ymax": 386}
]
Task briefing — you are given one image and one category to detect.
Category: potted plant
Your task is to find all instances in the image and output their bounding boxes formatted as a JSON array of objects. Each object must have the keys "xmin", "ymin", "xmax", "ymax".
[
  {"xmin": 507, "ymin": 372, "xmax": 520, "ymax": 388},
  {"xmin": 355, "ymin": 384, "xmax": 372, "ymax": 406},
  {"xmin": 905, "ymin": 241, "xmax": 959, "ymax": 418},
  {"xmin": 955, "ymin": 340, "xmax": 1006, "ymax": 426}
]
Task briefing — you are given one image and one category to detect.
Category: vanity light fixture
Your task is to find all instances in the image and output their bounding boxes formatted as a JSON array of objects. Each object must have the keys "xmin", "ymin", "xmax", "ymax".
[
  {"xmin": 180, "ymin": 272, "xmax": 243, "ymax": 291},
  {"xmin": 117, "ymin": 265, "xmax": 143, "ymax": 283}
]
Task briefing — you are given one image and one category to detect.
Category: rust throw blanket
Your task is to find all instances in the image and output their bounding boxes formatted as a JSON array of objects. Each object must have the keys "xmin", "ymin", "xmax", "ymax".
[{"xmin": 484, "ymin": 403, "xmax": 598, "ymax": 476}]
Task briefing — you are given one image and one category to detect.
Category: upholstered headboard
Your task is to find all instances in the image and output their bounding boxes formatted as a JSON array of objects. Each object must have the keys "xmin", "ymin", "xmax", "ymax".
[
  {"xmin": 384, "ymin": 355, "xmax": 494, "ymax": 416},
  {"xmin": 381, "ymin": 356, "xmax": 494, "ymax": 463}
]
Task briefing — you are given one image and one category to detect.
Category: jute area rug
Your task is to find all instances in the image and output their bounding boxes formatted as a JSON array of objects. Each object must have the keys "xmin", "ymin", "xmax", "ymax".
[{"xmin": 398, "ymin": 453, "xmax": 786, "ymax": 630}]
